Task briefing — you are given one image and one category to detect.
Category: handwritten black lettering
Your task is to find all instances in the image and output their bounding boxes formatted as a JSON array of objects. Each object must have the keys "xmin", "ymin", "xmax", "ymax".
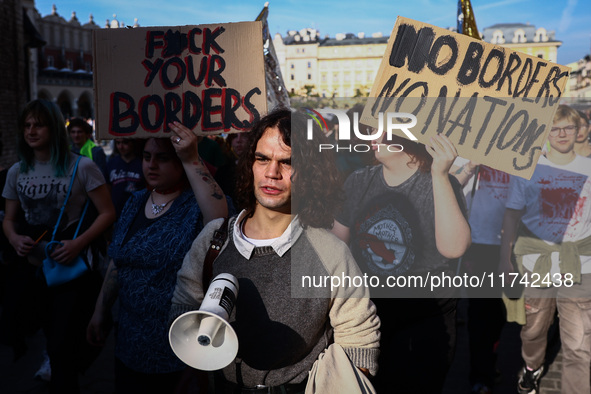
[
  {"xmin": 427, "ymin": 35, "xmax": 458, "ymax": 76},
  {"xmin": 496, "ymin": 110, "xmax": 529, "ymax": 150},
  {"xmin": 145, "ymin": 31, "xmax": 164, "ymax": 58},
  {"xmin": 447, "ymin": 93, "xmax": 478, "ymax": 145},
  {"xmin": 389, "ymin": 24, "xmax": 435, "ymax": 73},
  {"xmin": 479, "ymin": 49, "xmax": 505, "ymax": 89},
  {"xmin": 110, "ymin": 92, "xmax": 140, "ymax": 136},
  {"xmin": 472, "ymin": 97, "xmax": 507, "ymax": 149},
  {"xmin": 496, "ymin": 52, "xmax": 521, "ymax": 95}
]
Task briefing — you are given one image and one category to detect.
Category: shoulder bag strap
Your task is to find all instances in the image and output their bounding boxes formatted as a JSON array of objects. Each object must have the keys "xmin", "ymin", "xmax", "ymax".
[
  {"xmin": 49, "ymin": 155, "xmax": 83, "ymax": 242},
  {"xmin": 72, "ymin": 200, "xmax": 90, "ymax": 239},
  {"xmin": 202, "ymin": 217, "xmax": 230, "ymax": 286}
]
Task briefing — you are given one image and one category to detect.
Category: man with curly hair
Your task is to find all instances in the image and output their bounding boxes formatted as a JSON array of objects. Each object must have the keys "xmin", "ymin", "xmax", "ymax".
[{"xmin": 170, "ymin": 108, "xmax": 380, "ymax": 392}]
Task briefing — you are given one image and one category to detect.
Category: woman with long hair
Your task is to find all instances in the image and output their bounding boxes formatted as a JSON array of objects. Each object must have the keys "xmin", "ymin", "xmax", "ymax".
[
  {"xmin": 2, "ymin": 99, "xmax": 116, "ymax": 393},
  {"xmin": 332, "ymin": 133, "xmax": 471, "ymax": 393},
  {"xmin": 87, "ymin": 122, "xmax": 228, "ymax": 394}
]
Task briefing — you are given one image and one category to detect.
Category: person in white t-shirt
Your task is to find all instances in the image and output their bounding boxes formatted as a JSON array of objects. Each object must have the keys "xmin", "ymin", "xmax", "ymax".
[
  {"xmin": 500, "ymin": 104, "xmax": 591, "ymax": 394},
  {"xmin": 2, "ymin": 99, "xmax": 116, "ymax": 393}
]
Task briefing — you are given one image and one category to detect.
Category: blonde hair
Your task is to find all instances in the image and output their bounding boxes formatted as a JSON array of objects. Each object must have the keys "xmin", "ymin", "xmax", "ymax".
[{"xmin": 553, "ymin": 105, "xmax": 581, "ymax": 128}]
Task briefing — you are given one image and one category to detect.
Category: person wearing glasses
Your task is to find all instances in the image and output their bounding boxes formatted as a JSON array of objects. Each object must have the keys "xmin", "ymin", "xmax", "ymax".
[{"xmin": 500, "ymin": 104, "xmax": 591, "ymax": 394}]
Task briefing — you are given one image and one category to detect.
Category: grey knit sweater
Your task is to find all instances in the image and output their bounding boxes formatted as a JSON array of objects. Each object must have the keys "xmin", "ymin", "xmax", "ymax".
[{"xmin": 170, "ymin": 213, "xmax": 380, "ymax": 387}]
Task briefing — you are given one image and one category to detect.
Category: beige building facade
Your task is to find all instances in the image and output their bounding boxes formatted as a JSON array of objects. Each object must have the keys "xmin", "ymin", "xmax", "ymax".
[
  {"xmin": 274, "ymin": 29, "xmax": 388, "ymax": 97},
  {"xmin": 275, "ymin": 22, "xmax": 561, "ymax": 98},
  {"xmin": 481, "ymin": 23, "xmax": 561, "ymax": 63},
  {"xmin": 565, "ymin": 55, "xmax": 591, "ymax": 99}
]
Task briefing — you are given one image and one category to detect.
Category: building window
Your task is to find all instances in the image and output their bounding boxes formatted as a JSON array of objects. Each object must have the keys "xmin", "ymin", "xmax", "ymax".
[
  {"xmin": 307, "ymin": 61, "xmax": 311, "ymax": 68},
  {"xmin": 534, "ymin": 28, "xmax": 548, "ymax": 42},
  {"xmin": 321, "ymin": 74, "xmax": 327, "ymax": 83},
  {"xmin": 537, "ymin": 53, "xmax": 544, "ymax": 59},
  {"xmin": 307, "ymin": 73, "xmax": 312, "ymax": 80},
  {"xmin": 492, "ymin": 30, "xmax": 505, "ymax": 44},
  {"xmin": 513, "ymin": 29, "xmax": 526, "ymax": 44},
  {"xmin": 290, "ymin": 74, "xmax": 294, "ymax": 80},
  {"xmin": 290, "ymin": 64, "xmax": 294, "ymax": 69}
]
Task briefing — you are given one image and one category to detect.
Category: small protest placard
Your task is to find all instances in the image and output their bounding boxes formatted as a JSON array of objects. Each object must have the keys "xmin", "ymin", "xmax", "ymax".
[
  {"xmin": 361, "ymin": 17, "xmax": 570, "ymax": 179},
  {"xmin": 93, "ymin": 22, "xmax": 267, "ymax": 139}
]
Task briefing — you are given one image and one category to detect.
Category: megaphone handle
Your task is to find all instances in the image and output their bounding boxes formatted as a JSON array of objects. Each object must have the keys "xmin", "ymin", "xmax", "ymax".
[{"xmin": 202, "ymin": 217, "xmax": 230, "ymax": 285}]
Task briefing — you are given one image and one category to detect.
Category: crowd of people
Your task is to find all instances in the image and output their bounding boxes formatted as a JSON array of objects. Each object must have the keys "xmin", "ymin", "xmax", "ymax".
[{"xmin": 1, "ymin": 98, "xmax": 590, "ymax": 394}]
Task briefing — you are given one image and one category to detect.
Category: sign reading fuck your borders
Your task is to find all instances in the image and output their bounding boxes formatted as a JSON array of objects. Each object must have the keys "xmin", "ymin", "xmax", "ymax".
[{"xmin": 93, "ymin": 22, "xmax": 267, "ymax": 139}]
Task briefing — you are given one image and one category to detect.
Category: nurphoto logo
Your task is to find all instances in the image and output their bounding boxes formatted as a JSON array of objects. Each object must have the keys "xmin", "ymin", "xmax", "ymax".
[{"xmin": 303, "ymin": 108, "xmax": 418, "ymax": 153}]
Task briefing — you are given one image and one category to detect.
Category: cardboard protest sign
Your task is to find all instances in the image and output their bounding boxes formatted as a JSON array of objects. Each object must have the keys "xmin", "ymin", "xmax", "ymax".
[
  {"xmin": 361, "ymin": 17, "xmax": 570, "ymax": 179},
  {"xmin": 94, "ymin": 22, "xmax": 267, "ymax": 139}
]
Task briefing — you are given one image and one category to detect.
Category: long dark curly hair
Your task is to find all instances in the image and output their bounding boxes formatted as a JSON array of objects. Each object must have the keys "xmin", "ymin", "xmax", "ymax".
[{"xmin": 235, "ymin": 108, "xmax": 342, "ymax": 229}]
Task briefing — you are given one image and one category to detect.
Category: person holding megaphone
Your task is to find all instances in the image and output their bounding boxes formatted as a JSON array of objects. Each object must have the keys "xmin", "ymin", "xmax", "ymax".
[{"xmin": 170, "ymin": 109, "xmax": 380, "ymax": 393}]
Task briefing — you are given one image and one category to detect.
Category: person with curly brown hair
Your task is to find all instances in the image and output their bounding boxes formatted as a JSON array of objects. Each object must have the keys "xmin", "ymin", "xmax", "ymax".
[{"xmin": 170, "ymin": 108, "xmax": 380, "ymax": 393}]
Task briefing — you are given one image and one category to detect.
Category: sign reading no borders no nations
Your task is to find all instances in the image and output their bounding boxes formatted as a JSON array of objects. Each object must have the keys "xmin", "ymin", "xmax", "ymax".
[{"xmin": 362, "ymin": 16, "xmax": 571, "ymax": 179}]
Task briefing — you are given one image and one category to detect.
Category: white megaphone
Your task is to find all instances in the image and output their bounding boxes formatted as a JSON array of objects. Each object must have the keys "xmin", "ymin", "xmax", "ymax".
[{"xmin": 169, "ymin": 273, "xmax": 239, "ymax": 371}]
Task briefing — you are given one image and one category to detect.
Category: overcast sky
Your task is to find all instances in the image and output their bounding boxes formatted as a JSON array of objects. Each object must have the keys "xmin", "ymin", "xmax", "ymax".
[{"xmin": 35, "ymin": 0, "xmax": 590, "ymax": 65}]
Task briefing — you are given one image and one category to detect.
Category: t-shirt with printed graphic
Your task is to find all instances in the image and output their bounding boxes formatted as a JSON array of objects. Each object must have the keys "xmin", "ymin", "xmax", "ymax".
[
  {"xmin": 506, "ymin": 154, "xmax": 591, "ymax": 274},
  {"xmin": 456, "ymin": 157, "xmax": 511, "ymax": 245},
  {"xmin": 2, "ymin": 153, "xmax": 105, "ymax": 244},
  {"xmin": 104, "ymin": 155, "xmax": 145, "ymax": 218},
  {"xmin": 336, "ymin": 165, "xmax": 467, "ymax": 297},
  {"xmin": 469, "ymin": 166, "xmax": 510, "ymax": 245}
]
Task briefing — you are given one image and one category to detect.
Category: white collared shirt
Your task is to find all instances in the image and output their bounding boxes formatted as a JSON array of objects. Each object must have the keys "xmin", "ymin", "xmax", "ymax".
[{"xmin": 232, "ymin": 210, "xmax": 302, "ymax": 259}]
